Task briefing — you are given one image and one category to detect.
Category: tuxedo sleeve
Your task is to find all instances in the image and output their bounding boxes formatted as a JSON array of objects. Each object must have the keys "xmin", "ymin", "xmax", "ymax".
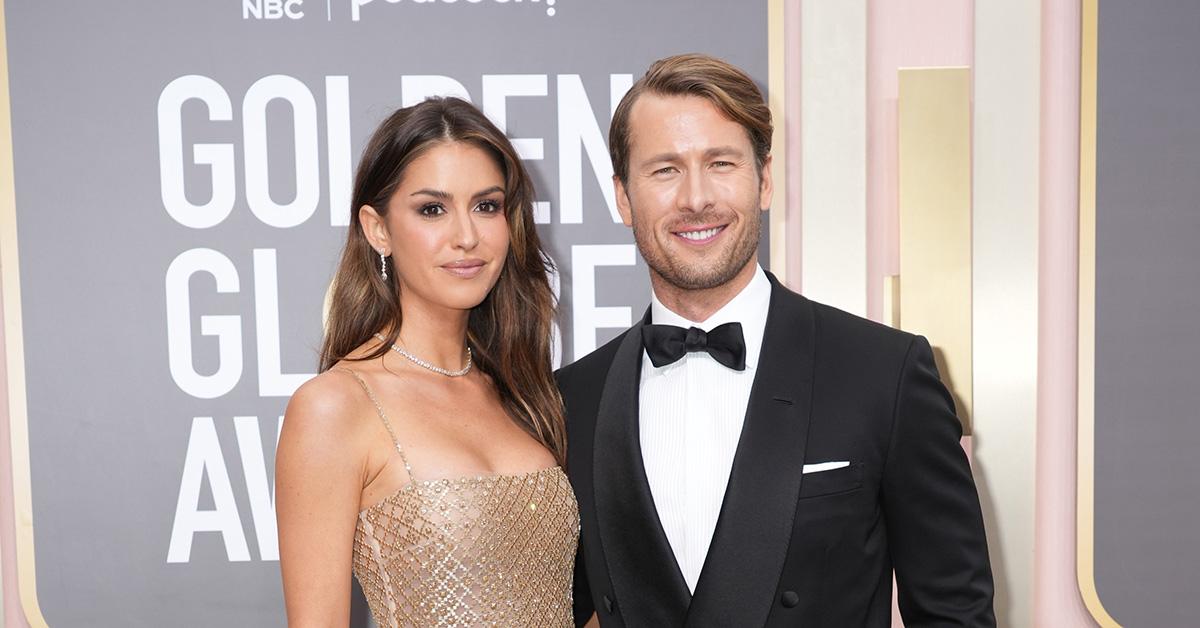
[
  {"xmin": 557, "ymin": 366, "xmax": 596, "ymax": 627},
  {"xmin": 882, "ymin": 336, "xmax": 996, "ymax": 627}
]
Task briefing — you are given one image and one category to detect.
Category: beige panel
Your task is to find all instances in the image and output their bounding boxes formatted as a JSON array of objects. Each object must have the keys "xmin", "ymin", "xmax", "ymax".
[
  {"xmin": 897, "ymin": 67, "xmax": 973, "ymax": 431},
  {"xmin": 768, "ymin": 0, "xmax": 789, "ymax": 284},
  {"xmin": 882, "ymin": 274, "xmax": 900, "ymax": 329},
  {"xmin": 782, "ymin": 0, "xmax": 802, "ymax": 291}
]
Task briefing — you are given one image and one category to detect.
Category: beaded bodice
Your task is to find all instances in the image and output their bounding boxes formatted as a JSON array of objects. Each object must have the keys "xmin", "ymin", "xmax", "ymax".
[{"xmin": 338, "ymin": 369, "xmax": 579, "ymax": 627}]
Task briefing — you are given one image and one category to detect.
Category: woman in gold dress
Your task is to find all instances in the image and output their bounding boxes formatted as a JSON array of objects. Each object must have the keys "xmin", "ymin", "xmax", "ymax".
[{"xmin": 276, "ymin": 97, "xmax": 578, "ymax": 627}]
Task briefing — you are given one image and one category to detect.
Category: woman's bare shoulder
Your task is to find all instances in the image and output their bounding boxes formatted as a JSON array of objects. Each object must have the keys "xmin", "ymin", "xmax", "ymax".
[{"xmin": 283, "ymin": 364, "xmax": 377, "ymax": 442}]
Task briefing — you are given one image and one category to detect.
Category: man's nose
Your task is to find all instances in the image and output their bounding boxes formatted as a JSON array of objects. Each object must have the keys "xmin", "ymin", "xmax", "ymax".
[{"xmin": 677, "ymin": 167, "xmax": 715, "ymax": 213}]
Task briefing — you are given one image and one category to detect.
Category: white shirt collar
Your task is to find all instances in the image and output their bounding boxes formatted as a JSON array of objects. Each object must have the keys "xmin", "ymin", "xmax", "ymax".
[{"xmin": 648, "ymin": 265, "xmax": 772, "ymax": 371}]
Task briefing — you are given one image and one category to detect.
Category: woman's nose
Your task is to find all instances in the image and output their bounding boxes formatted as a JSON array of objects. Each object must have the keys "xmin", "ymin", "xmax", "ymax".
[{"xmin": 452, "ymin": 209, "xmax": 480, "ymax": 250}]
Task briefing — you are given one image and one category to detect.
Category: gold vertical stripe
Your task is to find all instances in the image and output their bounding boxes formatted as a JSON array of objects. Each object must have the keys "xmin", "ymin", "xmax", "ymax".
[
  {"xmin": 882, "ymin": 275, "xmax": 900, "ymax": 329},
  {"xmin": 768, "ymin": 0, "xmax": 788, "ymax": 283},
  {"xmin": 1076, "ymin": 0, "xmax": 1121, "ymax": 625},
  {"xmin": 0, "ymin": 0, "xmax": 50, "ymax": 625},
  {"xmin": 897, "ymin": 67, "xmax": 973, "ymax": 434}
]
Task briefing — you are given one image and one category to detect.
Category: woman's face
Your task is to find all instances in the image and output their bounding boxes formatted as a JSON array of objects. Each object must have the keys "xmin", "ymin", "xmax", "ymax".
[{"xmin": 364, "ymin": 140, "xmax": 511, "ymax": 314}]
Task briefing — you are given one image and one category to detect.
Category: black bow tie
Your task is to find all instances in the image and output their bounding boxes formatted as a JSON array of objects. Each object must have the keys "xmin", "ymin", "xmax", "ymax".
[{"xmin": 641, "ymin": 322, "xmax": 747, "ymax": 371}]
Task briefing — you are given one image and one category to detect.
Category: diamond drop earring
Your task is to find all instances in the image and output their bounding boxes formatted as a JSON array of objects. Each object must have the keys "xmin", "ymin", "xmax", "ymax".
[{"xmin": 379, "ymin": 251, "xmax": 388, "ymax": 281}]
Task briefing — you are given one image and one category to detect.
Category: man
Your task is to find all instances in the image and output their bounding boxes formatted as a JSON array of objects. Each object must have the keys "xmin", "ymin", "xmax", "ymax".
[{"xmin": 556, "ymin": 54, "xmax": 995, "ymax": 627}]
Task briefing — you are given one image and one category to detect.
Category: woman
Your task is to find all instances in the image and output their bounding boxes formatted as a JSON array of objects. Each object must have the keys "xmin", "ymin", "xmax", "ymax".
[{"xmin": 276, "ymin": 97, "xmax": 577, "ymax": 627}]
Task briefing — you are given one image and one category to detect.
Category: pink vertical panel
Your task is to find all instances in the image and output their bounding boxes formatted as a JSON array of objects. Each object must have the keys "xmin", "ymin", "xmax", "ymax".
[
  {"xmin": 866, "ymin": 1, "xmax": 973, "ymax": 322},
  {"xmin": 1036, "ymin": 0, "xmax": 1095, "ymax": 625}
]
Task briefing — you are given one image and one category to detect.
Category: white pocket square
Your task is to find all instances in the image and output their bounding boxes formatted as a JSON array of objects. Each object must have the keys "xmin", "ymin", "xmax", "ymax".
[{"xmin": 802, "ymin": 461, "xmax": 850, "ymax": 474}]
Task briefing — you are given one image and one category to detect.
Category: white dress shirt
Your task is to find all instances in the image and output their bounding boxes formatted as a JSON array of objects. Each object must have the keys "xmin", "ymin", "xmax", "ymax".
[{"xmin": 638, "ymin": 265, "xmax": 771, "ymax": 592}]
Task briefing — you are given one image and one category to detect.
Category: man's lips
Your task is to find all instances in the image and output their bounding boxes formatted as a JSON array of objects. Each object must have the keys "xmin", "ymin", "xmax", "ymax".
[
  {"xmin": 441, "ymin": 259, "xmax": 486, "ymax": 277},
  {"xmin": 672, "ymin": 224, "xmax": 727, "ymax": 244}
]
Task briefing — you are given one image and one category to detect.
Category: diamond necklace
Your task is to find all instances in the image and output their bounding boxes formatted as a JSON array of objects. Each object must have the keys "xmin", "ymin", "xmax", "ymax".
[{"xmin": 374, "ymin": 332, "xmax": 473, "ymax": 377}]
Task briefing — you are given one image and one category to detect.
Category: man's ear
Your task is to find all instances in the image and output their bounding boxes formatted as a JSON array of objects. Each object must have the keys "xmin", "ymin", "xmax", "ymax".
[
  {"xmin": 758, "ymin": 154, "xmax": 774, "ymax": 212},
  {"xmin": 614, "ymin": 175, "xmax": 634, "ymax": 227},
  {"xmin": 358, "ymin": 205, "xmax": 390, "ymax": 254}
]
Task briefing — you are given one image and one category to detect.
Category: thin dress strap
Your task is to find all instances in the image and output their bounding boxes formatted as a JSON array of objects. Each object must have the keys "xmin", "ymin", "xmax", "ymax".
[{"xmin": 332, "ymin": 367, "xmax": 416, "ymax": 485}]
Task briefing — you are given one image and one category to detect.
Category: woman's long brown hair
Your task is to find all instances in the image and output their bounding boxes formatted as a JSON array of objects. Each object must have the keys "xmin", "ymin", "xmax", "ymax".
[{"xmin": 319, "ymin": 97, "xmax": 565, "ymax": 465}]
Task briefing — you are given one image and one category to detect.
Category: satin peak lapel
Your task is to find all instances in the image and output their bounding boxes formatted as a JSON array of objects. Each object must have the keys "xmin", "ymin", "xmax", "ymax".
[
  {"xmin": 593, "ymin": 312, "xmax": 691, "ymax": 625},
  {"xmin": 686, "ymin": 277, "xmax": 815, "ymax": 626}
]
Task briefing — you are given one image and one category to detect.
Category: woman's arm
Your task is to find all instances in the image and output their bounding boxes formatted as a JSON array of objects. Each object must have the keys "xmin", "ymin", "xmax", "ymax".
[{"xmin": 276, "ymin": 374, "xmax": 367, "ymax": 627}]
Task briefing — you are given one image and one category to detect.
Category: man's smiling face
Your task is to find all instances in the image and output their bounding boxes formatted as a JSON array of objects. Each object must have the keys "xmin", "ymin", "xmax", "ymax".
[{"xmin": 615, "ymin": 92, "xmax": 771, "ymax": 293}]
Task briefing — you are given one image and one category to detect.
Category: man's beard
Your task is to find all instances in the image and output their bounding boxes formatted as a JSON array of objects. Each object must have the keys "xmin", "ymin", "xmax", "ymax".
[{"xmin": 631, "ymin": 209, "xmax": 761, "ymax": 292}]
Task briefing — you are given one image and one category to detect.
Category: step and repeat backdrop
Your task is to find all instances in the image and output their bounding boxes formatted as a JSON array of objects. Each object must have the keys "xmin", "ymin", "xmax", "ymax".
[
  {"xmin": 1083, "ymin": 1, "xmax": 1200, "ymax": 625},
  {"xmin": 2, "ymin": 2, "xmax": 769, "ymax": 625}
]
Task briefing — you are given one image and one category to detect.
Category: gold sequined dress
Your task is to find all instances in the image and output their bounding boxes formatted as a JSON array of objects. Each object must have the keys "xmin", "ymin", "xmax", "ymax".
[{"xmin": 341, "ymin": 369, "xmax": 580, "ymax": 627}]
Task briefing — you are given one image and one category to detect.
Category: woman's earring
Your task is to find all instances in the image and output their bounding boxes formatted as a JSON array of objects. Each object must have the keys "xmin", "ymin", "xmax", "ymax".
[{"xmin": 379, "ymin": 251, "xmax": 388, "ymax": 281}]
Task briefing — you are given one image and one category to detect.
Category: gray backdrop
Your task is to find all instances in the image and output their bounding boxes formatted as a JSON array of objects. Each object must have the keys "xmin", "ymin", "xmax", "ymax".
[
  {"xmin": 3, "ymin": 2, "xmax": 768, "ymax": 625},
  {"xmin": 1094, "ymin": 0, "xmax": 1200, "ymax": 625}
]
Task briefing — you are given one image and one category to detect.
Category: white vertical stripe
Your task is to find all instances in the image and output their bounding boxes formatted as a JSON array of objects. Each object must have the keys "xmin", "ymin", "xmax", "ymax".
[
  {"xmin": 973, "ymin": 2, "xmax": 1040, "ymax": 626},
  {"xmin": 800, "ymin": 0, "xmax": 867, "ymax": 316},
  {"xmin": 325, "ymin": 76, "xmax": 352, "ymax": 227}
]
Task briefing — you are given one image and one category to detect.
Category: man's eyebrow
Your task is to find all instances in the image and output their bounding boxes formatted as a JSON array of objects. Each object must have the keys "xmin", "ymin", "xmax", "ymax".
[
  {"xmin": 640, "ymin": 152, "xmax": 681, "ymax": 166},
  {"xmin": 704, "ymin": 145, "xmax": 746, "ymax": 158},
  {"xmin": 639, "ymin": 146, "xmax": 747, "ymax": 167}
]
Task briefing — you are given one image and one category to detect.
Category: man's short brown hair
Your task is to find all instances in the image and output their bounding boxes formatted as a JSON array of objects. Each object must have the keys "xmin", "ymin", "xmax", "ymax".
[{"xmin": 609, "ymin": 53, "xmax": 773, "ymax": 185}]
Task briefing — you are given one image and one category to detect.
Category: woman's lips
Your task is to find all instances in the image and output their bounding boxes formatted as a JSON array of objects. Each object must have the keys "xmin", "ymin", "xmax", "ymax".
[{"xmin": 441, "ymin": 259, "xmax": 486, "ymax": 278}]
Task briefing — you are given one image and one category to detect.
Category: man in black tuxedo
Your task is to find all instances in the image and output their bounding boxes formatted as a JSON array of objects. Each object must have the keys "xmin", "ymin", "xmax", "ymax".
[{"xmin": 556, "ymin": 53, "xmax": 995, "ymax": 627}]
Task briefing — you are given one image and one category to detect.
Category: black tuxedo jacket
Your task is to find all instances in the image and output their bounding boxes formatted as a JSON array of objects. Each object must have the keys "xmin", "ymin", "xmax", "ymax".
[{"xmin": 556, "ymin": 274, "xmax": 995, "ymax": 627}]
